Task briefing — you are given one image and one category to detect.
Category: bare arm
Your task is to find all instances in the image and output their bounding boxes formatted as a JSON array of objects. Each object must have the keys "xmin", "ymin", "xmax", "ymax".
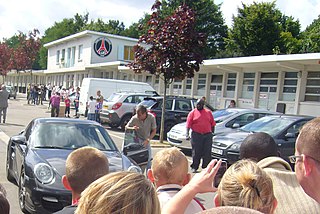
[{"xmin": 162, "ymin": 159, "xmax": 222, "ymax": 214}]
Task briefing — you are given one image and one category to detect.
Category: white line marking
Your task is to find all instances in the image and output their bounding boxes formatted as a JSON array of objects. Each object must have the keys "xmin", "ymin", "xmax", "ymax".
[{"xmin": 0, "ymin": 131, "xmax": 10, "ymax": 145}]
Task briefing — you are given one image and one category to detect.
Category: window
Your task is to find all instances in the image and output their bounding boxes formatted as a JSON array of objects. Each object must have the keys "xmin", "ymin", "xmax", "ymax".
[
  {"xmin": 305, "ymin": 71, "xmax": 320, "ymax": 102},
  {"xmin": 282, "ymin": 72, "xmax": 297, "ymax": 101},
  {"xmin": 61, "ymin": 49, "xmax": 65, "ymax": 61},
  {"xmin": 259, "ymin": 72, "xmax": 278, "ymax": 93},
  {"xmin": 56, "ymin": 50, "xmax": 60, "ymax": 65},
  {"xmin": 241, "ymin": 73, "xmax": 255, "ymax": 99},
  {"xmin": 186, "ymin": 78, "xmax": 192, "ymax": 90},
  {"xmin": 197, "ymin": 74, "xmax": 206, "ymax": 90},
  {"xmin": 124, "ymin": 46, "xmax": 135, "ymax": 60},
  {"xmin": 226, "ymin": 73, "xmax": 237, "ymax": 97},
  {"xmin": 78, "ymin": 45, "xmax": 83, "ymax": 61},
  {"xmin": 174, "ymin": 100, "xmax": 192, "ymax": 111},
  {"xmin": 71, "ymin": 46, "xmax": 76, "ymax": 67}
]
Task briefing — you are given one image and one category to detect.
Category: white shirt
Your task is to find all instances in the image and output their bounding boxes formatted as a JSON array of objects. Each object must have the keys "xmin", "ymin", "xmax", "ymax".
[
  {"xmin": 87, "ymin": 100, "xmax": 97, "ymax": 113},
  {"xmin": 156, "ymin": 184, "xmax": 205, "ymax": 214}
]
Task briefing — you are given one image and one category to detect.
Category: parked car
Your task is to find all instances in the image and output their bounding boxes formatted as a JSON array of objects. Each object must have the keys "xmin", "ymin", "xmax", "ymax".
[
  {"xmin": 6, "ymin": 118, "xmax": 141, "ymax": 214},
  {"xmin": 167, "ymin": 108, "xmax": 280, "ymax": 150},
  {"xmin": 211, "ymin": 114, "xmax": 314, "ymax": 165},
  {"xmin": 100, "ymin": 92, "xmax": 156, "ymax": 130},
  {"xmin": 6, "ymin": 85, "xmax": 17, "ymax": 99},
  {"xmin": 139, "ymin": 96, "xmax": 215, "ymax": 135}
]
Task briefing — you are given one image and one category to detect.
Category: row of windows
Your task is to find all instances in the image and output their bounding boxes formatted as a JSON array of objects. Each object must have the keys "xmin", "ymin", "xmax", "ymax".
[{"xmin": 56, "ymin": 45, "xmax": 83, "ymax": 67}]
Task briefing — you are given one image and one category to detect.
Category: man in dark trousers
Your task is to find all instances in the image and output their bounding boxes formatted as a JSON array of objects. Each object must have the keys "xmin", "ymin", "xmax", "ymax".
[{"xmin": 186, "ymin": 99, "xmax": 215, "ymax": 173}]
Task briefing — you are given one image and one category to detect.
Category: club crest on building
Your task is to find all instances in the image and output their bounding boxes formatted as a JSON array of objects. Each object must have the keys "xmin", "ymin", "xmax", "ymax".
[{"xmin": 94, "ymin": 37, "xmax": 112, "ymax": 57}]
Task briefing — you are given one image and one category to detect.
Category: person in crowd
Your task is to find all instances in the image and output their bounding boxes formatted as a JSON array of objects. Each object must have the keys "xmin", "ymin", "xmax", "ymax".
[
  {"xmin": 126, "ymin": 104, "xmax": 157, "ymax": 170},
  {"xmin": 75, "ymin": 171, "xmax": 160, "ymax": 214},
  {"xmin": 95, "ymin": 97, "xmax": 102, "ymax": 123},
  {"xmin": 96, "ymin": 90, "xmax": 104, "ymax": 104},
  {"xmin": 228, "ymin": 100, "xmax": 236, "ymax": 108},
  {"xmin": 147, "ymin": 147, "xmax": 205, "ymax": 213},
  {"xmin": 74, "ymin": 87, "xmax": 80, "ymax": 117},
  {"xmin": 162, "ymin": 159, "xmax": 277, "ymax": 214},
  {"xmin": 186, "ymin": 99, "xmax": 216, "ymax": 172},
  {"xmin": 240, "ymin": 132, "xmax": 320, "ymax": 213},
  {"xmin": 27, "ymin": 83, "xmax": 31, "ymax": 101},
  {"xmin": 33, "ymin": 84, "xmax": 39, "ymax": 105},
  {"xmin": 214, "ymin": 159, "xmax": 277, "ymax": 214},
  {"xmin": 293, "ymin": 117, "xmax": 320, "ymax": 203},
  {"xmin": 0, "ymin": 184, "xmax": 10, "ymax": 214},
  {"xmin": 87, "ymin": 96, "xmax": 96, "ymax": 121},
  {"xmin": 54, "ymin": 147, "xmax": 109, "ymax": 214},
  {"xmin": 47, "ymin": 83, "xmax": 52, "ymax": 100},
  {"xmin": 64, "ymin": 95, "xmax": 71, "ymax": 118},
  {"xmin": 50, "ymin": 92, "xmax": 61, "ymax": 117},
  {"xmin": 0, "ymin": 85, "xmax": 9, "ymax": 123}
]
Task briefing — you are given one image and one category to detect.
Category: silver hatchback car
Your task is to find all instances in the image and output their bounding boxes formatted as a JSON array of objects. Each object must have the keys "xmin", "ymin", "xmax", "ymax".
[{"xmin": 167, "ymin": 108, "xmax": 280, "ymax": 150}]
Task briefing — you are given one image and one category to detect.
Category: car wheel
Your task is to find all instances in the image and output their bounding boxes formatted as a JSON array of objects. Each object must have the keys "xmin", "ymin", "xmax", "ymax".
[
  {"xmin": 120, "ymin": 115, "xmax": 132, "ymax": 131},
  {"xmin": 19, "ymin": 169, "xmax": 28, "ymax": 213},
  {"xmin": 108, "ymin": 123, "xmax": 119, "ymax": 129}
]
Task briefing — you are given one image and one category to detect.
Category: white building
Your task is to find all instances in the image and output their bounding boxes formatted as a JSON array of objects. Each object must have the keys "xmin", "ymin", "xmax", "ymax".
[{"xmin": 5, "ymin": 30, "xmax": 320, "ymax": 116}]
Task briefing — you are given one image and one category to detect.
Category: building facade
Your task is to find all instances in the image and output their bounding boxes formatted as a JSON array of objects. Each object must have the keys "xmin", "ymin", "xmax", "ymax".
[{"xmin": 5, "ymin": 30, "xmax": 320, "ymax": 116}]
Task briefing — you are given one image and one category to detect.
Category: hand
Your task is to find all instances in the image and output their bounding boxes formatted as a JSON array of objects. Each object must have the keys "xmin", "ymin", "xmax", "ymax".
[
  {"xmin": 185, "ymin": 134, "xmax": 190, "ymax": 140},
  {"xmin": 186, "ymin": 159, "xmax": 222, "ymax": 194},
  {"xmin": 143, "ymin": 139, "xmax": 149, "ymax": 147},
  {"xmin": 133, "ymin": 125, "xmax": 140, "ymax": 130}
]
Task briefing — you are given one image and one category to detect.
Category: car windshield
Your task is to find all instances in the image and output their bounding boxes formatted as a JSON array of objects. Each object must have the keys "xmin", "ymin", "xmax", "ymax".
[
  {"xmin": 108, "ymin": 93, "xmax": 122, "ymax": 102},
  {"xmin": 139, "ymin": 99, "xmax": 157, "ymax": 108},
  {"xmin": 240, "ymin": 117, "xmax": 296, "ymax": 136},
  {"xmin": 30, "ymin": 123, "xmax": 117, "ymax": 151},
  {"xmin": 213, "ymin": 109, "xmax": 237, "ymax": 122}
]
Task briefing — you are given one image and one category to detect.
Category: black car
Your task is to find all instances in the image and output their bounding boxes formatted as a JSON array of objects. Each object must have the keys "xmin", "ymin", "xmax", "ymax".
[
  {"xmin": 211, "ymin": 115, "xmax": 314, "ymax": 165},
  {"xmin": 6, "ymin": 118, "xmax": 141, "ymax": 214},
  {"xmin": 139, "ymin": 96, "xmax": 215, "ymax": 134}
]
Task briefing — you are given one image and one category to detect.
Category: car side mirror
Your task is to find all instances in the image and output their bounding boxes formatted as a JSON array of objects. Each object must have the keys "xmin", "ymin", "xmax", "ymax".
[
  {"xmin": 232, "ymin": 123, "xmax": 240, "ymax": 128},
  {"xmin": 11, "ymin": 135, "xmax": 27, "ymax": 145},
  {"xmin": 285, "ymin": 133, "xmax": 295, "ymax": 139}
]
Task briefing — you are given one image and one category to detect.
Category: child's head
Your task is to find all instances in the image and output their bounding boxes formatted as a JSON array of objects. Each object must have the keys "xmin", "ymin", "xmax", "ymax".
[
  {"xmin": 215, "ymin": 159, "xmax": 276, "ymax": 214},
  {"xmin": 90, "ymin": 96, "xmax": 93, "ymax": 100},
  {"xmin": 148, "ymin": 147, "xmax": 189, "ymax": 187}
]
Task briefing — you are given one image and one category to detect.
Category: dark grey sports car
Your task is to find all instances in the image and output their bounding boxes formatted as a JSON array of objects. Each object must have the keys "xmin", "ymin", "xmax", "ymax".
[{"xmin": 6, "ymin": 118, "xmax": 141, "ymax": 214}]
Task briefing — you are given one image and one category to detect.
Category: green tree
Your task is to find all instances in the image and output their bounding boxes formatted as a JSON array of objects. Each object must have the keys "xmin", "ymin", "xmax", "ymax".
[
  {"xmin": 300, "ymin": 15, "xmax": 320, "ymax": 53},
  {"xmin": 85, "ymin": 19, "xmax": 125, "ymax": 35},
  {"xmin": 228, "ymin": 2, "xmax": 283, "ymax": 56},
  {"xmin": 159, "ymin": 0, "xmax": 227, "ymax": 59},
  {"xmin": 121, "ymin": 15, "xmax": 150, "ymax": 38},
  {"xmin": 129, "ymin": 1, "xmax": 206, "ymax": 143}
]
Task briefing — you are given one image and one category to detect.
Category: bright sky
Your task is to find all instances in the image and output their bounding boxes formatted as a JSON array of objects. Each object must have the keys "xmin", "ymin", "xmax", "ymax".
[{"xmin": 0, "ymin": 0, "xmax": 319, "ymax": 40}]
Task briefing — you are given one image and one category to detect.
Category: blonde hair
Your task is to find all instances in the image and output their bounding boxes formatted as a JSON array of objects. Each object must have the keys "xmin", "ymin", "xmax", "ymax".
[
  {"xmin": 217, "ymin": 159, "xmax": 275, "ymax": 214},
  {"xmin": 66, "ymin": 147, "xmax": 109, "ymax": 194},
  {"xmin": 76, "ymin": 171, "xmax": 161, "ymax": 214},
  {"xmin": 151, "ymin": 147, "xmax": 188, "ymax": 185}
]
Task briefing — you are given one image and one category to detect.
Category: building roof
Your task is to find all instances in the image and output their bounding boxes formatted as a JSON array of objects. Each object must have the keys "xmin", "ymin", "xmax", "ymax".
[{"xmin": 44, "ymin": 30, "xmax": 139, "ymax": 48}]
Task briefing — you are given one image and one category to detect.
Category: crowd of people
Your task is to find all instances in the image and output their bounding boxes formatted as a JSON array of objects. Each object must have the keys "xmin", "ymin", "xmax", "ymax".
[{"xmin": 1, "ymin": 96, "xmax": 320, "ymax": 214}]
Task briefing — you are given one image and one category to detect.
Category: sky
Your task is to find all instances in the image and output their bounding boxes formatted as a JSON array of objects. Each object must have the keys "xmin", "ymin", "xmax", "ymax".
[{"xmin": 0, "ymin": 0, "xmax": 319, "ymax": 40}]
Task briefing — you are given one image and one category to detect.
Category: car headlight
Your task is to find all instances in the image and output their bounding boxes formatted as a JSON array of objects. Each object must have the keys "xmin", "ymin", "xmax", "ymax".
[
  {"xmin": 127, "ymin": 165, "xmax": 142, "ymax": 174},
  {"xmin": 230, "ymin": 143, "xmax": 240, "ymax": 151},
  {"xmin": 34, "ymin": 163, "xmax": 54, "ymax": 184}
]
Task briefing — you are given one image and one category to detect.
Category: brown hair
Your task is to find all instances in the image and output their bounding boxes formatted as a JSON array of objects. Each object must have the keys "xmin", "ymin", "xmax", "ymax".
[
  {"xmin": 66, "ymin": 147, "xmax": 109, "ymax": 194},
  {"xmin": 76, "ymin": 171, "xmax": 160, "ymax": 214},
  {"xmin": 217, "ymin": 159, "xmax": 275, "ymax": 214},
  {"xmin": 151, "ymin": 147, "xmax": 188, "ymax": 185},
  {"xmin": 297, "ymin": 117, "xmax": 320, "ymax": 162},
  {"xmin": 0, "ymin": 184, "xmax": 9, "ymax": 214}
]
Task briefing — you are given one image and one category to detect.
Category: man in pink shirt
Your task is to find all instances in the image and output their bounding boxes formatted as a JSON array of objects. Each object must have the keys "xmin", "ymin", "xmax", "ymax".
[{"xmin": 186, "ymin": 99, "xmax": 216, "ymax": 173}]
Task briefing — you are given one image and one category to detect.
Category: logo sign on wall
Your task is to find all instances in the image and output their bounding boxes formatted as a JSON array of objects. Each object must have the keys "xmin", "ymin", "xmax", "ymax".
[{"xmin": 93, "ymin": 37, "xmax": 112, "ymax": 57}]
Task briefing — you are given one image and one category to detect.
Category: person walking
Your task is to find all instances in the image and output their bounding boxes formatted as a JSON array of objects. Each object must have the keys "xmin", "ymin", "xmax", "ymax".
[
  {"xmin": 125, "ymin": 104, "xmax": 157, "ymax": 170},
  {"xmin": 186, "ymin": 99, "xmax": 216, "ymax": 173},
  {"xmin": 0, "ymin": 85, "xmax": 9, "ymax": 123},
  {"xmin": 50, "ymin": 92, "xmax": 61, "ymax": 117}
]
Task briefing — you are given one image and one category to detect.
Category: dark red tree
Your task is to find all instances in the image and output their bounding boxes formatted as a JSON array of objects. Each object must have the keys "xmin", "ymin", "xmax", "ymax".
[
  {"xmin": 0, "ymin": 42, "xmax": 13, "ymax": 80},
  {"xmin": 129, "ymin": 1, "xmax": 206, "ymax": 142}
]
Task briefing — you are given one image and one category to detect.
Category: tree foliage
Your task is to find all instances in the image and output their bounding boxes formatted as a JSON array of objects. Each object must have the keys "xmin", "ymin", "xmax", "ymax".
[
  {"xmin": 129, "ymin": 1, "xmax": 206, "ymax": 142},
  {"xmin": 228, "ymin": 2, "xmax": 283, "ymax": 56},
  {"xmin": 300, "ymin": 15, "xmax": 320, "ymax": 53},
  {"xmin": 0, "ymin": 43, "xmax": 12, "ymax": 76},
  {"xmin": 159, "ymin": 0, "xmax": 227, "ymax": 59}
]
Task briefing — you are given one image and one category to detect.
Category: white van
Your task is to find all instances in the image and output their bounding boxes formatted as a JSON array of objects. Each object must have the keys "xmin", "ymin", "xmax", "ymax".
[{"xmin": 79, "ymin": 78, "xmax": 158, "ymax": 114}]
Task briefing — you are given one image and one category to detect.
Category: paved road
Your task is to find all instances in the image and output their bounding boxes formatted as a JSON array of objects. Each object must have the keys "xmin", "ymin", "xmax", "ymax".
[{"xmin": 0, "ymin": 93, "xmax": 215, "ymax": 213}]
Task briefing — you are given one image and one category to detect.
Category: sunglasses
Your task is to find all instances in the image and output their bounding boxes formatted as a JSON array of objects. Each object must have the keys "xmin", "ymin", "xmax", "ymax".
[{"xmin": 289, "ymin": 155, "xmax": 303, "ymax": 164}]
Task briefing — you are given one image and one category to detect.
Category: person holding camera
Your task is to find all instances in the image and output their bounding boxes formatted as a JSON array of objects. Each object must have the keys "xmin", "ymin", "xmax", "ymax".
[{"xmin": 186, "ymin": 99, "xmax": 216, "ymax": 173}]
